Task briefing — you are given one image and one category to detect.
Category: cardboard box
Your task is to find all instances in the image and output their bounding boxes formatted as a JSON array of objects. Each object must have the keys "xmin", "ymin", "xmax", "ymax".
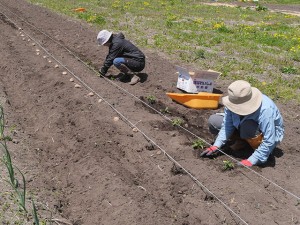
[{"xmin": 176, "ymin": 66, "xmax": 221, "ymax": 93}]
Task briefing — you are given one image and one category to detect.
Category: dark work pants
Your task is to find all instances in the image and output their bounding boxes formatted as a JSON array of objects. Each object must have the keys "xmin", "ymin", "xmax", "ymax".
[{"xmin": 113, "ymin": 57, "xmax": 145, "ymax": 72}]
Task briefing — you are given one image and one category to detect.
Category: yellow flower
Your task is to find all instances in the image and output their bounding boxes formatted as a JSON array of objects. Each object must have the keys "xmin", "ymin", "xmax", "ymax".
[
  {"xmin": 213, "ymin": 23, "xmax": 223, "ymax": 29},
  {"xmin": 87, "ymin": 15, "xmax": 96, "ymax": 22},
  {"xmin": 290, "ymin": 47, "xmax": 296, "ymax": 52},
  {"xmin": 194, "ymin": 18, "xmax": 203, "ymax": 24}
]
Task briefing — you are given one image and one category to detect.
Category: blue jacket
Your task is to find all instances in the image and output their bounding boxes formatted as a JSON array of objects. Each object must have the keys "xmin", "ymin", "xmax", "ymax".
[{"xmin": 214, "ymin": 95, "xmax": 284, "ymax": 165}]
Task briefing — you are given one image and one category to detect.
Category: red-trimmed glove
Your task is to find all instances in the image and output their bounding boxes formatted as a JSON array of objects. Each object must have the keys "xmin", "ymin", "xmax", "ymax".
[
  {"xmin": 200, "ymin": 146, "xmax": 218, "ymax": 157},
  {"xmin": 239, "ymin": 159, "xmax": 253, "ymax": 167}
]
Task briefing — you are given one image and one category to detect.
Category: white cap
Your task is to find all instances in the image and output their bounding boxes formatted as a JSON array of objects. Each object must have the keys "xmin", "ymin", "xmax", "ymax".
[{"xmin": 97, "ymin": 30, "xmax": 112, "ymax": 45}]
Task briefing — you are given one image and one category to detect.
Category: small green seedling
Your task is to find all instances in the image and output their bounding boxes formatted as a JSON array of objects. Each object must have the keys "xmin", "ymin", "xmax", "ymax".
[
  {"xmin": 86, "ymin": 60, "xmax": 92, "ymax": 66},
  {"xmin": 192, "ymin": 139, "xmax": 205, "ymax": 149},
  {"xmin": 146, "ymin": 95, "xmax": 156, "ymax": 104},
  {"xmin": 3, "ymin": 136, "xmax": 12, "ymax": 141},
  {"xmin": 223, "ymin": 160, "xmax": 235, "ymax": 170},
  {"xmin": 161, "ymin": 107, "xmax": 170, "ymax": 114},
  {"xmin": 171, "ymin": 118, "xmax": 184, "ymax": 126},
  {"xmin": 9, "ymin": 124, "xmax": 16, "ymax": 133}
]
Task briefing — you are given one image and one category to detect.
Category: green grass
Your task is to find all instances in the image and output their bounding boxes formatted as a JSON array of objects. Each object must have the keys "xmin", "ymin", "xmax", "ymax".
[
  {"xmin": 28, "ymin": 0, "xmax": 300, "ymax": 103},
  {"xmin": 267, "ymin": 0, "xmax": 300, "ymax": 3},
  {"xmin": 212, "ymin": 0, "xmax": 300, "ymax": 4}
]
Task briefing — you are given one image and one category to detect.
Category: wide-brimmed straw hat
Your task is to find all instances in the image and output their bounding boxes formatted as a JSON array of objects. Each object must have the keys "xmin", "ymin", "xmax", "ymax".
[
  {"xmin": 222, "ymin": 80, "xmax": 262, "ymax": 115},
  {"xmin": 97, "ymin": 30, "xmax": 112, "ymax": 45}
]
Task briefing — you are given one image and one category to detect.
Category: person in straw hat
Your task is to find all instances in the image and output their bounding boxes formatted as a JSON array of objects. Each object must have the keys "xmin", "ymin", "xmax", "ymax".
[
  {"xmin": 97, "ymin": 30, "xmax": 145, "ymax": 85},
  {"xmin": 201, "ymin": 80, "xmax": 284, "ymax": 167}
]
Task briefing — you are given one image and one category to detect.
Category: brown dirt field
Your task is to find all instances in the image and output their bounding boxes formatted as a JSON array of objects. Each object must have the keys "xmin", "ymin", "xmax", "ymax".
[{"xmin": 0, "ymin": 0, "xmax": 299, "ymax": 224}]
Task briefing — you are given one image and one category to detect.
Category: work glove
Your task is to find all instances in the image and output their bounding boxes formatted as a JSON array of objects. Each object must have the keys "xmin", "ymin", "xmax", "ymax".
[
  {"xmin": 99, "ymin": 66, "xmax": 108, "ymax": 77},
  {"xmin": 238, "ymin": 159, "xmax": 253, "ymax": 167},
  {"xmin": 200, "ymin": 146, "xmax": 218, "ymax": 157}
]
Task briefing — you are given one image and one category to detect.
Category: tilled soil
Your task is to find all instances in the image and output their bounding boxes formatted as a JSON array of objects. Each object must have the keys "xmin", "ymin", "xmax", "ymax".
[{"xmin": 0, "ymin": 0, "xmax": 299, "ymax": 224}]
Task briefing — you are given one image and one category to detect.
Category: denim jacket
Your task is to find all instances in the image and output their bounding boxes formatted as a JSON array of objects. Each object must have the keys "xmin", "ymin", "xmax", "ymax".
[{"xmin": 214, "ymin": 95, "xmax": 284, "ymax": 165}]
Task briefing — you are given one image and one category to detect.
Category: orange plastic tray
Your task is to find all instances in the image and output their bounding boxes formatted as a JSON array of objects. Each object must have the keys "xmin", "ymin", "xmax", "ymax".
[{"xmin": 166, "ymin": 92, "xmax": 222, "ymax": 109}]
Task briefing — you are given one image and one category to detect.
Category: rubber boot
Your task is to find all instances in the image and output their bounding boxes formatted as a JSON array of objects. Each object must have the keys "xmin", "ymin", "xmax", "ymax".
[
  {"xmin": 117, "ymin": 72, "xmax": 130, "ymax": 81},
  {"xmin": 129, "ymin": 74, "xmax": 140, "ymax": 85},
  {"xmin": 117, "ymin": 64, "xmax": 130, "ymax": 81},
  {"xmin": 118, "ymin": 64, "xmax": 130, "ymax": 73}
]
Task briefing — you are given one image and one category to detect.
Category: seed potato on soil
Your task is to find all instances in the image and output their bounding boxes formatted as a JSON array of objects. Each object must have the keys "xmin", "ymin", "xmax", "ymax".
[{"xmin": 0, "ymin": 0, "xmax": 299, "ymax": 224}]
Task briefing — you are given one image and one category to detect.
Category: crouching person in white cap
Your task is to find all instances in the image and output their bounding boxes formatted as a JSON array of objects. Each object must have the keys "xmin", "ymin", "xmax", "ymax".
[
  {"xmin": 201, "ymin": 80, "xmax": 284, "ymax": 167},
  {"xmin": 97, "ymin": 30, "xmax": 145, "ymax": 85}
]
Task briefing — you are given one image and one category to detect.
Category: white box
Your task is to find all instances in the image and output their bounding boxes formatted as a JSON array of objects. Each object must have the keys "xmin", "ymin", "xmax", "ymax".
[{"xmin": 176, "ymin": 66, "xmax": 221, "ymax": 93}]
